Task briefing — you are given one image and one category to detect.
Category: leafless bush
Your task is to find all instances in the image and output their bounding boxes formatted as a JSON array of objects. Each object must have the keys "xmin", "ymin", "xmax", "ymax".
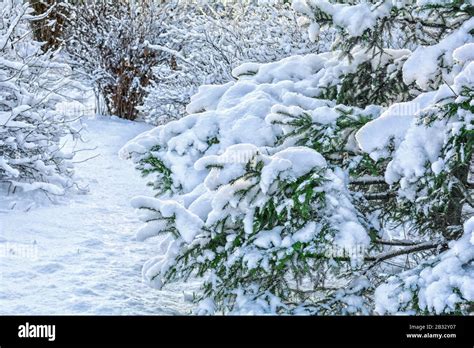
[{"xmin": 64, "ymin": 0, "xmax": 169, "ymax": 120}]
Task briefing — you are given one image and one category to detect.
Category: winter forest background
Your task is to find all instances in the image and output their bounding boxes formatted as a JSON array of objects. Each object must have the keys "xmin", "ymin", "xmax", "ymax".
[{"xmin": 0, "ymin": 0, "xmax": 473, "ymax": 315}]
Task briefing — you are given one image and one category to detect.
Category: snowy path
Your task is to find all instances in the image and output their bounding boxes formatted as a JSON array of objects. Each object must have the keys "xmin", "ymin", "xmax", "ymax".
[{"xmin": 0, "ymin": 117, "xmax": 195, "ymax": 315}]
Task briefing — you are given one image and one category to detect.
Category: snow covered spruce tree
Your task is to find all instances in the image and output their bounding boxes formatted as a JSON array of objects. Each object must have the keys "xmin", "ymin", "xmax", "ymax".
[
  {"xmin": 0, "ymin": 0, "xmax": 79, "ymax": 197},
  {"xmin": 122, "ymin": 0, "xmax": 473, "ymax": 314}
]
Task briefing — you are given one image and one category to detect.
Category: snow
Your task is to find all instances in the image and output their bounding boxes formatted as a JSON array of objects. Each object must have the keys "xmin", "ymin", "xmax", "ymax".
[
  {"xmin": 321, "ymin": 1, "xmax": 391, "ymax": 37},
  {"xmin": 0, "ymin": 0, "xmax": 471, "ymax": 318},
  {"xmin": 1, "ymin": 1, "xmax": 78, "ymax": 197},
  {"xmin": 308, "ymin": 22, "xmax": 320, "ymax": 42},
  {"xmin": 242, "ymin": 251, "xmax": 263, "ymax": 269},
  {"xmin": 355, "ymin": 102, "xmax": 417, "ymax": 161},
  {"xmin": 9, "ymin": 181, "xmax": 66, "ymax": 196},
  {"xmin": 292, "ymin": 222, "xmax": 317, "ymax": 243},
  {"xmin": 0, "ymin": 116, "xmax": 194, "ymax": 314},
  {"xmin": 253, "ymin": 54, "xmax": 326, "ymax": 84},
  {"xmin": 294, "ymin": 0, "xmax": 393, "ymax": 38},
  {"xmin": 468, "ymin": 219, "xmax": 474, "ymax": 246},
  {"xmin": 122, "ymin": 53, "xmax": 336, "ymax": 199},
  {"xmin": 254, "ymin": 228, "xmax": 283, "ymax": 249},
  {"xmin": 384, "ymin": 113, "xmax": 446, "ymax": 190},
  {"xmin": 260, "ymin": 147, "xmax": 326, "ymax": 193},
  {"xmin": 232, "ymin": 63, "xmax": 261, "ymax": 79},
  {"xmin": 403, "ymin": 18, "xmax": 474, "ymax": 90},
  {"xmin": 453, "ymin": 43, "xmax": 474, "ymax": 64},
  {"xmin": 375, "ymin": 217, "xmax": 474, "ymax": 315},
  {"xmin": 374, "ymin": 281, "xmax": 406, "ymax": 315},
  {"xmin": 131, "ymin": 197, "xmax": 204, "ymax": 244},
  {"xmin": 357, "ymin": 34, "xmax": 474, "ymax": 200},
  {"xmin": 186, "ymin": 82, "xmax": 234, "ymax": 114},
  {"xmin": 0, "ymin": 157, "xmax": 20, "ymax": 177},
  {"xmin": 145, "ymin": 41, "xmax": 193, "ymax": 65},
  {"xmin": 431, "ymin": 158, "xmax": 445, "ymax": 176},
  {"xmin": 334, "ymin": 221, "xmax": 370, "ymax": 251},
  {"xmin": 139, "ymin": 1, "xmax": 316, "ymax": 125}
]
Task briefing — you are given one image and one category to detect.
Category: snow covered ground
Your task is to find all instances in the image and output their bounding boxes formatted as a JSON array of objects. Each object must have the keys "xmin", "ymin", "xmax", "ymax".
[{"xmin": 0, "ymin": 116, "xmax": 196, "ymax": 315}]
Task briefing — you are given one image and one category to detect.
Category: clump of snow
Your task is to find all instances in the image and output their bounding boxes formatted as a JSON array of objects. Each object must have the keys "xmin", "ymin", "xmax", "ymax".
[
  {"xmin": 186, "ymin": 83, "xmax": 234, "ymax": 114},
  {"xmin": 292, "ymin": 222, "xmax": 317, "ymax": 243},
  {"xmin": 254, "ymin": 228, "xmax": 283, "ymax": 249},
  {"xmin": 260, "ymin": 147, "xmax": 326, "ymax": 193},
  {"xmin": 375, "ymin": 217, "xmax": 474, "ymax": 314},
  {"xmin": 356, "ymin": 102, "xmax": 417, "ymax": 161},
  {"xmin": 403, "ymin": 18, "xmax": 474, "ymax": 90},
  {"xmin": 131, "ymin": 196, "xmax": 203, "ymax": 244},
  {"xmin": 294, "ymin": 0, "xmax": 393, "ymax": 38},
  {"xmin": 334, "ymin": 221, "xmax": 370, "ymax": 251},
  {"xmin": 453, "ymin": 43, "xmax": 474, "ymax": 64}
]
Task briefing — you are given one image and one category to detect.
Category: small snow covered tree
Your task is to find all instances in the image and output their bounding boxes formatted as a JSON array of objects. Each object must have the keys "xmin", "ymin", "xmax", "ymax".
[
  {"xmin": 0, "ymin": 0, "xmax": 79, "ymax": 197},
  {"xmin": 122, "ymin": 0, "xmax": 473, "ymax": 314},
  {"xmin": 64, "ymin": 1, "xmax": 169, "ymax": 120}
]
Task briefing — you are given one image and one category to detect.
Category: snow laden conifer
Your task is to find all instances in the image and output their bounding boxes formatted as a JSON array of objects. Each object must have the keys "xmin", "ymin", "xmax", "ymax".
[
  {"xmin": 122, "ymin": 0, "xmax": 473, "ymax": 314},
  {"xmin": 0, "ymin": 0, "xmax": 79, "ymax": 197}
]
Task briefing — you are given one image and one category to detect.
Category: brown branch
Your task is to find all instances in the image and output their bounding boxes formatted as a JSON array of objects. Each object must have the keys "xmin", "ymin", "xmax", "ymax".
[
  {"xmin": 349, "ymin": 176, "xmax": 387, "ymax": 186},
  {"xmin": 374, "ymin": 238, "xmax": 423, "ymax": 246},
  {"xmin": 364, "ymin": 192, "xmax": 396, "ymax": 200},
  {"xmin": 365, "ymin": 241, "xmax": 447, "ymax": 271}
]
